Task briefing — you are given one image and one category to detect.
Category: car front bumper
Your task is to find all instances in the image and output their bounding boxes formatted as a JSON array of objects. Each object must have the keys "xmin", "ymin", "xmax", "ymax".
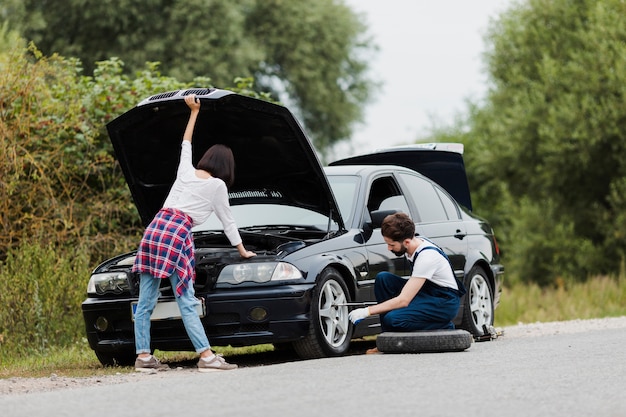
[{"xmin": 82, "ymin": 283, "xmax": 316, "ymax": 355}]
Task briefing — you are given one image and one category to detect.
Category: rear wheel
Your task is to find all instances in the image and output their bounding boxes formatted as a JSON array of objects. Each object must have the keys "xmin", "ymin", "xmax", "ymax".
[
  {"xmin": 460, "ymin": 266, "xmax": 494, "ymax": 336},
  {"xmin": 292, "ymin": 267, "xmax": 352, "ymax": 359}
]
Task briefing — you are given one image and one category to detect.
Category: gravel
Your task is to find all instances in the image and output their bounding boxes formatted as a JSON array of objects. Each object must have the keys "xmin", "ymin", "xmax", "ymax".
[{"xmin": 2, "ymin": 316, "xmax": 625, "ymax": 396}]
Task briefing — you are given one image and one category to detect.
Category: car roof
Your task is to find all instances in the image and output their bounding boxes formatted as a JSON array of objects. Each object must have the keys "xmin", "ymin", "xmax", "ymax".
[
  {"xmin": 324, "ymin": 164, "xmax": 416, "ymax": 176},
  {"xmin": 329, "ymin": 144, "xmax": 472, "ymax": 211}
]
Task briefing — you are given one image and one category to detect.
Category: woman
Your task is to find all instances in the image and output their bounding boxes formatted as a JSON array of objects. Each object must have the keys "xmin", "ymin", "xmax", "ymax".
[{"xmin": 132, "ymin": 94, "xmax": 256, "ymax": 372}]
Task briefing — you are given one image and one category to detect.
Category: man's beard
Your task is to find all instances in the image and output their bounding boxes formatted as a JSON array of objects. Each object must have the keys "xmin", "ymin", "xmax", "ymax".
[{"xmin": 391, "ymin": 246, "xmax": 407, "ymax": 257}]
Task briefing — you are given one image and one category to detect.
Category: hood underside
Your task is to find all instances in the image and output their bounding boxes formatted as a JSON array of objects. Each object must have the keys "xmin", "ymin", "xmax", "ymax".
[
  {"xmin": 330, "ymin": 144, "xmax": 473, "ymax": 211},
  {"xmin": 107, "ymin": 88, "xmax": 342, "ymax": 227}
]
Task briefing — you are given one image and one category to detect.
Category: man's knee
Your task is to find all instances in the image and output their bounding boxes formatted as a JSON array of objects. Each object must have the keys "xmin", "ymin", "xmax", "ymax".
[
  {"xmin": 375, "ymin": 271, "xmax": 400, "ymax": 286},
  {"xmin": 374, "ymin": 271, "xmax": 405, "ymax": 300},
  {"xmin": 382, "ymin": 310, "xmax": 421, "ymax": 331}
]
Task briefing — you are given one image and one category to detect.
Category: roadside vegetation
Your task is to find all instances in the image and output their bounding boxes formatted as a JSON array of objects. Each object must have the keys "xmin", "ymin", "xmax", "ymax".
[{"xmin": 2, "ymin": 0, "xmax": 626, "ymax": 378}]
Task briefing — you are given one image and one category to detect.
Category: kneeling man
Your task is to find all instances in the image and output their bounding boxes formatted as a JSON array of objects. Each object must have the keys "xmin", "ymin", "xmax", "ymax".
[{"xmin": 349, "ymin": 212, "xmax": 466, "ymax": 333}]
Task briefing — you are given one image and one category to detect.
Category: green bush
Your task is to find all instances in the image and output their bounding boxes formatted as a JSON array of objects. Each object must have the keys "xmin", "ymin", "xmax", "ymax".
[
  {"xmin": 500, "ymin": 197, "xmax": 602, "ymax": 286},
  {"xmin": 0, "ymin": 36, "xmax": 276, "ymax": 266},
  {"xmin": 0, "ymin": 242, "xmax": 90, "ymax": 361}
]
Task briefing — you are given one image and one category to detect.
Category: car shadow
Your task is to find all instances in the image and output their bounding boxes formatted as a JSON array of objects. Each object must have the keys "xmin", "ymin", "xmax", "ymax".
[{"xmin": 166, "ymin": 339, "xmax": 378, "ymax": 369}]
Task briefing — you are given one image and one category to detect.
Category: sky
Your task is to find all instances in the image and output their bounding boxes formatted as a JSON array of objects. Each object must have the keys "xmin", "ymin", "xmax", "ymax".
[{"xmin": 335, "ymin": 0, "xmax": 513, "ymax": 159}]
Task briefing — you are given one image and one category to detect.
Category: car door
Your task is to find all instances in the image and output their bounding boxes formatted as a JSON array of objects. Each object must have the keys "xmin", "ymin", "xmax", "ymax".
[
  {"xmin": 361, "ymin": 174, "xmax": 412, "ymax": 283},
  {"xmin": 397, "ymin": 172, "xmax": 467, "ymax": 276}
]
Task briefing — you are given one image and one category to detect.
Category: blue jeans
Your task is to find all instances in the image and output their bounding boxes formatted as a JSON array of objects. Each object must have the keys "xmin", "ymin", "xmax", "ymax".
[
  {"xmin": 134, "ymin": 272, "xmax": 211, "ymax": 354},
  {"xmin": 375, "ymin": 271, "xmax": 460, "ymax": 332}
]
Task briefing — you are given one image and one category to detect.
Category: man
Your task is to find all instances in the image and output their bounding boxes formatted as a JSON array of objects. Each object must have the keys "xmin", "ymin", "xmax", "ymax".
[{"xmin": 349, "ymin": 212, "xmax": 465, "ymax": 340}]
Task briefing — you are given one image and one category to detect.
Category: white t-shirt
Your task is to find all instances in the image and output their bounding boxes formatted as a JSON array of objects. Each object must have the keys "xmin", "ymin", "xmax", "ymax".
[
  {"xmin": 406, "ymin": 240, "xmax": 458, "ymax": 290},
  {"xmin": 162, "ymin": 141, "xmax": 242, "ymax": 246}
]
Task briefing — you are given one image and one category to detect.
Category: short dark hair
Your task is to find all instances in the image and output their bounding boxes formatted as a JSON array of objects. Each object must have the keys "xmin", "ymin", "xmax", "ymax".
[
  {"xmin": 197, "ymin": 144, "xmax": 235, "ymax": 188},
  {"xmin": 381, "ymin": 212, "xmax": 415, "ymax": 242}
]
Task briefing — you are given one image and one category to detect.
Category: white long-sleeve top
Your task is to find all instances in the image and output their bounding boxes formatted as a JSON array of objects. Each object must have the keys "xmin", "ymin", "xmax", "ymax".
[{"xmin": 162, "ymin": 141, "xmax": 242, "ymax": 246}]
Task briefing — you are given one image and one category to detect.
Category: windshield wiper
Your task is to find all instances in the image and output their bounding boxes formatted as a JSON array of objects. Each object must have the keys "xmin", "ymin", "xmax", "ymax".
[
  {"xmin": 241, "ymin": 225, "xmax": 308, "ymax": 232},
  {"xmin": 193, "ymin": 230, "xmax": 222, "ymax": 236}
]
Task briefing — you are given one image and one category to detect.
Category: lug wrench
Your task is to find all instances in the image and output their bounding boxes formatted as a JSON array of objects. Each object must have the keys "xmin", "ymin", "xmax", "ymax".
[{"xmin": 332, "ymin": 302, "xmax": 376, "ymax": 307}]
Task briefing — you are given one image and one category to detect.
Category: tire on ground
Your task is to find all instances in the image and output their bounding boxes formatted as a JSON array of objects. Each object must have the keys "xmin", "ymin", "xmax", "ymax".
[{"xmin": 376, "ymin": 329, "xmax": 472, "ymax": 353}]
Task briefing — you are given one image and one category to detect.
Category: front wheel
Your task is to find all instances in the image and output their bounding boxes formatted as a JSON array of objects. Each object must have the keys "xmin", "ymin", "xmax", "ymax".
[
  {"xmin": 292, "ymin": 267, "xmax": 352, "ymax": 359},
  {"xmin": 460, "ymin": 266, "xmax": 494, "ymax": 336}
]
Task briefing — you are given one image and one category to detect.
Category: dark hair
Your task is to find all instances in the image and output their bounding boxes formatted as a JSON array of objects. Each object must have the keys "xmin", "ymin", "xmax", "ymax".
[
  {"xmin": 197, "ymin": 144, "xmax": 235, "ymax": 188},
  {"xmin": 381, "ymin": 212, "xmax": 415, "ymax": 242}
]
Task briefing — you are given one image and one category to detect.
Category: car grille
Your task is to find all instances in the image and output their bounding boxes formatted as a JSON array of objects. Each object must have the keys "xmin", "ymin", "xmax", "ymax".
[{"xmin": 147, "ymin": 88, "xmax": 214, "ymax": 102}]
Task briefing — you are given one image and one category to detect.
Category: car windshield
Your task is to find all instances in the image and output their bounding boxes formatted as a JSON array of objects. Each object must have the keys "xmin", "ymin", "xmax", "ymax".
[{"xmin": 192, "ymin": 175, "xmax": 359, "ymax": 232}]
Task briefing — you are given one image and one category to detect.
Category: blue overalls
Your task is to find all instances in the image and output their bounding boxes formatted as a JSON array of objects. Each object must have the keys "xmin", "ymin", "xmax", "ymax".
[{"xmin": 375, "ymin": 245, "xmax": 467, "ymax": 332}]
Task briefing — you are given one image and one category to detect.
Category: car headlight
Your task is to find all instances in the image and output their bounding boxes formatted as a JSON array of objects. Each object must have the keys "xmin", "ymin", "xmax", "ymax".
[
  {"xmin": 218, "ymin": 262, "xmax": 303, "ymax": 285},
  {"xmin": 87, "ymin": 272, "xmax": 131, "ymax": 295}
]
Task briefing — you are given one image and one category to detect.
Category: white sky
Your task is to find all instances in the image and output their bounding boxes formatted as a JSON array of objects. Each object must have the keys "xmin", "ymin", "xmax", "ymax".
[{"xmin": 334, "ymin": 0, "xmax": 513, "ymax": 159}]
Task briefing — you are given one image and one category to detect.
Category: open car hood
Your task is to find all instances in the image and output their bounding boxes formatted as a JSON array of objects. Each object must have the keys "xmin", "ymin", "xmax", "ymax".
[
  {"xmin": 330, "ymin": 143, "xmax": 473, "ymax": 211},
  {"xmin": 107, "ymin": 88, "xmax": 343, "ymax": 228}
]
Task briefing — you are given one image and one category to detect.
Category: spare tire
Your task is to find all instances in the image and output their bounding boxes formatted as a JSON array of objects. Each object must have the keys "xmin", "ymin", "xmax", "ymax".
[{"xmin": 376, "ymin": 329, "xmax": 472, "ymax": 353}]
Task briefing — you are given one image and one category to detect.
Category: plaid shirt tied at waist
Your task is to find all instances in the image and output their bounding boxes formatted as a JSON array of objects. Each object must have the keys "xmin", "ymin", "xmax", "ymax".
[{"xmin": 132, "ymin": 208, "xmax": 195, "ymax": 297}]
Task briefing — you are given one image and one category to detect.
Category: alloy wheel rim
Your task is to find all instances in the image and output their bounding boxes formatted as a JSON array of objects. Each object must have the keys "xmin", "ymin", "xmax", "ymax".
[
  {"xmin": 318, "ymin": 280, "xmax": 349, "ymax": 347},
  {"xmin": 469, "ymin": 274, "xmax": 492, "ymax": 329}
]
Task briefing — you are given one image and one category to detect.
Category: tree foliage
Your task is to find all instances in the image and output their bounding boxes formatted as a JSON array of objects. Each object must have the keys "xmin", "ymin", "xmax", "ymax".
[
  {"xmin": 2, "ymin": 0, "xmax": 377, "ymax": 154},
  {"xmin": 0, "ymin": 43, "xmax": 167, "ymax": 260},
  {"xmin": 0, "ymin": 34, "xmax": 271, "ymax": 261},
  {"xmin": 458, "ymin": 0, "xmax": 626, "ymax": 285}
]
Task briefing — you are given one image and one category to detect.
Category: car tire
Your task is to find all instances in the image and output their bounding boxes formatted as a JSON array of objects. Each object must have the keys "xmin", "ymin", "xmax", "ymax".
[
  {"xmin": 292, "ymin": 267, "xmax": 352, "ymax": 359},
  {"xmin": 95, "ymin": 350, "xmax": 136, "ymax": 367},
  {"xmin": 460, "ymin": 266, "xmax": 494, "ymax": 337},
  {"xmin": 376, "ymin": 329, "xmax": 472, "ymax": 353}
]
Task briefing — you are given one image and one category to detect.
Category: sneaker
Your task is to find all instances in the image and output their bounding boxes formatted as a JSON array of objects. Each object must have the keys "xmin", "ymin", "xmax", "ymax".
[
  {"xmin": 197, "ymin": 354, "xmax": 238, "ymax": 372},
  {"xmin": 134, "ymin": 355, "xmax": 170, "ymax": 373}
]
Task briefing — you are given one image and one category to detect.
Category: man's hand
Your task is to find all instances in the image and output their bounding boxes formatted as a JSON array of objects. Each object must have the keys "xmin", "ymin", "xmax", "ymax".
[{"xmin": 348, "ymin": 307, "xmax": 370, "ymax": 324}]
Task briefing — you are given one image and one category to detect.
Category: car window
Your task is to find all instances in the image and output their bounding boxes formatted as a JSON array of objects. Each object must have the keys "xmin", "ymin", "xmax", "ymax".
[
  {"xmin": 378, "ymin": 195, "xmax": 410, "ymax": 213},
  {"xmin": 435, "ymin": 186, "xmax": 460, "ymax": 220},
  {"xmin": 368, "ymin": 176, "xmax": 410, "ymax": 215},
  {"xmin": 326, "ymin": 175, "xmax": 360, "ymax": 226},
  {"xmin": 398, "ymin": 173, "xmax": 448, "ymax": 222}
]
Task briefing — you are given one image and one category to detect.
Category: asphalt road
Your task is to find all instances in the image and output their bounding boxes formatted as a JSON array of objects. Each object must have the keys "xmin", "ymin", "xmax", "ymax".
[{"xmin": 2, "ymin": 326, "xmax": 625, "ymax": 417}]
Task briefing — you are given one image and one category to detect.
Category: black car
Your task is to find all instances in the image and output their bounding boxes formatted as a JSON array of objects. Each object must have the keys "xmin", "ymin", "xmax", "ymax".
[{"xmin": 82, "ymin": 88, "xmax": 503, "ymax": 366}]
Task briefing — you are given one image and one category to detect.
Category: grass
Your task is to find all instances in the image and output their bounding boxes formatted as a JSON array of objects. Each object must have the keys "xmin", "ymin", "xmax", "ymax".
[
  {"xmin": 0, "ymin": 343, "xmax": 274, "ymax": 380},
  {"xmin": 1, "ymin": 275, "xmax": 625, "ymax": 379},
  {"xmin": 495, "ymin": 274, "xmax": 626, "ymax": 326},
  {"xmin": 0, "ymin": 343, "xmax": 119, "ymax": 379}
]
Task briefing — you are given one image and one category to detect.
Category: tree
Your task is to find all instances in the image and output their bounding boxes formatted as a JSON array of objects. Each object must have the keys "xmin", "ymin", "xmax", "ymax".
[
  {"xmin": 0, "ymin": 31, "xmax": 275, "ymax": 261},
  {"xmin": 459, "ymin": 0, "xmax": 626, "ymax": 284},
  {"xmin": 1, "ymin": 0, "xmax": 377, "ymax": 154}
]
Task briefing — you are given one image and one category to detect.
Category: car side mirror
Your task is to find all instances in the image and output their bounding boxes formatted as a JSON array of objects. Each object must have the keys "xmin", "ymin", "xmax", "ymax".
[{"xmin": 369, "ymin": 209, "xmax": 399, "ymax": 229}]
